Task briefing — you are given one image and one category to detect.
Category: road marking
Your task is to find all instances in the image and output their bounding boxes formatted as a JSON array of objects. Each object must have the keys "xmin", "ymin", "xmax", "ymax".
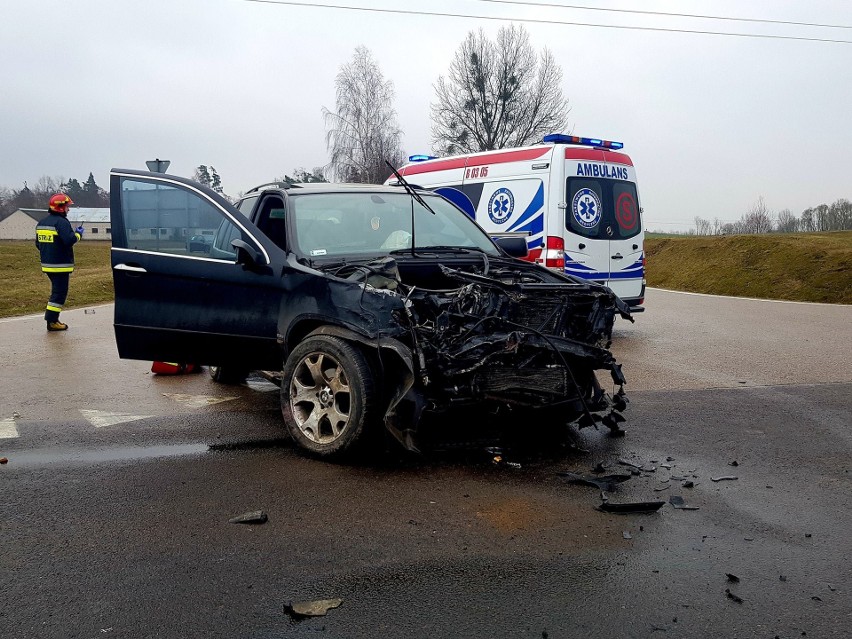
[
  {"xmin": 0, "ymin": 418, "xmax": 20, "ymax": 439},
  {"xmin": 647, "ymin": 287, "xmax": 852, "ymax": 307},
  {"xmin": 161, "ymin": 393, "xmax": 237, "ymax": 409},
  {"xmin": 80, "ymin": 409, "xmax": 153, "ymax": 428}
]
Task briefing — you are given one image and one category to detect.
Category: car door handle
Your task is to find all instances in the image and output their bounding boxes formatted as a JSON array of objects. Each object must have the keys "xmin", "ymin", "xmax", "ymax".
[
  {"xmin": 611, "ymin": 253, "xmax": 624, "ymax": 260},
  {"xmin": 114, "ymin": 263, "xmax": 147, "ymax": 273}
]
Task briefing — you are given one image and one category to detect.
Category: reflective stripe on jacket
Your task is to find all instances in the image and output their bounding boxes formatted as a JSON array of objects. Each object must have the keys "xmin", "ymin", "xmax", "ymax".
[{"xmin": 35, "ymin": 213, "xmax": 80, "ymax": 273}]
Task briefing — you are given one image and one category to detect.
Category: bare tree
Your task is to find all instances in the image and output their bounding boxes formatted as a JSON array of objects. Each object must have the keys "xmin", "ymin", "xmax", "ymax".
[
  {"xmin": 775, "ymin": 208, "xmax": 799, "ymax": 233},
  {"xmin": 323, "ymin": 46, "xmax": 405, "ymax": 184},
  {"xmin": 800, "ymin": 208, "xmax": 816, "ymax": 232},
  {"xmin": 431, "ymin": 24, "xmax": 570, "ymax": 155},
  {"xmin": 741, "ymin": 196, "xmax": 774, "ymax": 234},
  {"xmin": 694, "ymin": 216, "xmax": 712, "ymax": 235}
]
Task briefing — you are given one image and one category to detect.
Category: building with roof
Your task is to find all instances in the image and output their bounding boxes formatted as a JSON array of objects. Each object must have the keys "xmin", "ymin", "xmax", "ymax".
[{"xmin": 0, "ymin": 208, "xmax": 112, "ymax": 240}]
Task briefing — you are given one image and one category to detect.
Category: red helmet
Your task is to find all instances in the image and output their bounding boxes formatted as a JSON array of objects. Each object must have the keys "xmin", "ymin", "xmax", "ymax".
[{"xmin": 49, "ymin": 193, "xmax": 74, "ymax": 213}]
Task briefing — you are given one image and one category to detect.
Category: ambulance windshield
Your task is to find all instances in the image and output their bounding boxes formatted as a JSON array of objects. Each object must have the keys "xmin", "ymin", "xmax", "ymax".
[{"xmin": 565, "ymin": 178, "xmax": 641, "ymax": 240}]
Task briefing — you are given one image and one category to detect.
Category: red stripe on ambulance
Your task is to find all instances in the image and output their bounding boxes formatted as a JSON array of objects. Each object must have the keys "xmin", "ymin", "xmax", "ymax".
[{"xmin": 564, "ymin": 148, "xmax": 633, "ymax": 166}]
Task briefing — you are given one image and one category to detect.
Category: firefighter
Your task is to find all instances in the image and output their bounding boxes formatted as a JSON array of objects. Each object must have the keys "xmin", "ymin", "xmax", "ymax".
[{"xmin": 35, "ymin": 194, "xmax": 84, "ymax": 331}]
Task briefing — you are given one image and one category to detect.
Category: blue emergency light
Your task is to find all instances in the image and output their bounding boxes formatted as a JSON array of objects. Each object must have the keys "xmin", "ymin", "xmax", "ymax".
[
  {"xmin": 408, "ymin": 154, "xmax": 438, "ymax": 162},
  {"xmin": 543, "ymin": 134, "xmax": 624, "ymax": 150}
]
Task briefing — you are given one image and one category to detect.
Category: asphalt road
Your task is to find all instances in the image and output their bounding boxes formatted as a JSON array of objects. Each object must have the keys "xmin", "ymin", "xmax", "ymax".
[{"xmin": 1, "ymin": 289, "xmax": 851, "ymax": 638}]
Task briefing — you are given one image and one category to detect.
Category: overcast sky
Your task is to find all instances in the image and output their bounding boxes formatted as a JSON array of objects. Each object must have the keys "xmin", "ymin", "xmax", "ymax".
[{"xmin": 1, "ymin": 0, "xmax": 850, "ymax": 230}]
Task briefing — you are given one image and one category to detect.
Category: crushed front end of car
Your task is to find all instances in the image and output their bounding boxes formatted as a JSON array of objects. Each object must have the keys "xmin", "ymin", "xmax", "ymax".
[{"xmin": 313, "ymin": 255, "xmax": 631, "ymax": 451}]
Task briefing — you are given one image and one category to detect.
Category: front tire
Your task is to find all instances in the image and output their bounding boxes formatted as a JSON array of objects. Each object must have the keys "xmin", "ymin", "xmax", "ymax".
[{"xmin": 281, "ymin": 335, "xmax": 376, "ymax": 458}]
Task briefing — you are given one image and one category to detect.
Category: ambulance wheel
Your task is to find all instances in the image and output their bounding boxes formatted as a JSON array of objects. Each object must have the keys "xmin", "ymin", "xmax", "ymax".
[
  {"xmin": 209, "ymin": 366, "xmax": 248, "ymax": 384},
  {"xmin": 281, "ymin": 335, "xmax": 376, "ymax": 458}
]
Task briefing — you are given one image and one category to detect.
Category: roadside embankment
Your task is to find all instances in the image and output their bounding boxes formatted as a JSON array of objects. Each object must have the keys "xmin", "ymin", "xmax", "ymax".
[{"xmin": 645, "ymin": 231, "xmax": 852, "ymax": 304}]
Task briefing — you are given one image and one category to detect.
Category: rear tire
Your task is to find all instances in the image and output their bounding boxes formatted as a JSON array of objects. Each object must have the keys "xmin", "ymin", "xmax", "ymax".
[
  {"xmin": 280, "ymin": 335, "xmax": 376, "ymax": 458},
  {"xmin": 209, "ymin": 366, "xmax": 249, "ymax": 385}
]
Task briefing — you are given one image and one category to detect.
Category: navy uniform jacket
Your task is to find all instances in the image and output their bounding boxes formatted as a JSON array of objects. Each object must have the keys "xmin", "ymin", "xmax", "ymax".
[{"xmin": 35, "ymin": 213, "xmax": 81, "ymax": 273}]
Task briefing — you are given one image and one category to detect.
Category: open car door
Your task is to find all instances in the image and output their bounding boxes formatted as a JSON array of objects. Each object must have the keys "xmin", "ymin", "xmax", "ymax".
[{"xmin": 109, "ymin": 169, "xmax": 285, "ymax": 370}]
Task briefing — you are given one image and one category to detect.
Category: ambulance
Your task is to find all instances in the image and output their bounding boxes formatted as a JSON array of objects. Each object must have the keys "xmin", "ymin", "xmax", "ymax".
[{"xmin": 390, "ymin": 134, "xmax": 645, "ymax": 312}]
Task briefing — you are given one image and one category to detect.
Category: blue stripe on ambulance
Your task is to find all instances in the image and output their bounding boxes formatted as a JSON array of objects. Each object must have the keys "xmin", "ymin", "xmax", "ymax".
[
  {"xmin": 565, "ymin": 255, "xmax": 644, "ymax": 281},
  {"xmin": 506, "ymin": 183, "xmax": 544, "ymax": 248},
  {"xmin": 434, "ymin": 187, "xmax": 476, "ymax": 219}
]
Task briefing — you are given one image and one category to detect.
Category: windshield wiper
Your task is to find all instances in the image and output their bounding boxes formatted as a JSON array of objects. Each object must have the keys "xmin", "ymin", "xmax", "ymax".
[{"xmin": 385, "ymin": 160, "xmax": 438, "ymax": 260}]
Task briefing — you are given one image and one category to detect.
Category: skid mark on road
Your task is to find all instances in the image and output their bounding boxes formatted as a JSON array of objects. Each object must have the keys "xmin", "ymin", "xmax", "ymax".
[
  {"xmin": 0, "ymin": 417, "xmax": 20, "ymax": 439},
  {"xmin": 161, "ymin": 393, "xmax": 237, "ymax": 409},
  {"xmin": 80, "ymin": 409, "xmax": 153, "ymax": 428}
]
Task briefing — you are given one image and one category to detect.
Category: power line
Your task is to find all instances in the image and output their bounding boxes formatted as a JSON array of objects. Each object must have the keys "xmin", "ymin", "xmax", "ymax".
[
  {"xmin": 469, "ymin": 0, "xmax": 852, "ymax": 31},
  {"xmin": 240, "ymin": 0, "xmax": 852, "ymax": 44}
]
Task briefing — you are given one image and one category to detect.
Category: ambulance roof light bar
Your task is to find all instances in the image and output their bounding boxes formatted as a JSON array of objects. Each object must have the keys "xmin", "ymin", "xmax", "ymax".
[
  {"xmin": 543, "ymin": 134, "xmax": 624, "ymax": 150},
  {"xmin": 408, "ymin": 154, "xmax": 438, "ymax": 162}
]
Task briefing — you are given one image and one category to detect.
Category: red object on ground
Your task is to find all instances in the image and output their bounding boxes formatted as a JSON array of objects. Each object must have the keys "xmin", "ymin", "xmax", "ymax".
[{"xmin": 151, "ymin": 362, "xmax": 199, "ymax": 375}]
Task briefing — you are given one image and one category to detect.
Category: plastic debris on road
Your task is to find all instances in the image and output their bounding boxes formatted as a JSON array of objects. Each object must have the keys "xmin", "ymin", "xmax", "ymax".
[
  {"xmin": 228, "ymin": 510, "xmax": 268, "ymax": 525},
  {"xmin": 284, "ymin": 599, "xmax": 343, "ymax": 619},
  {"xmin": 669, "ymin": 495, "xmax": 700, "ymax": 510}
]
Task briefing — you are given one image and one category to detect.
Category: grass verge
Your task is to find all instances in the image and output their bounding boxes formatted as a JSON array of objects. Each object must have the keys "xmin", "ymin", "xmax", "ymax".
[
  {"xmin": 0, "ymin": 240, "xmax": 114, "ymax": 318},
  {"xmin": 646, "ymin": 231, "xmax": 852, "ymax": 304},
  {"xmin": 2, "ymin": 232, "xmax": 850, "ymax": 318}
]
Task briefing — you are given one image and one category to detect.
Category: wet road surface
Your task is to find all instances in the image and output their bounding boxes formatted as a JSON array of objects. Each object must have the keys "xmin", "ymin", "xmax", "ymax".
[{"xmin": 1, "ymin": 290, "xmax": 851, "ymax": 638}]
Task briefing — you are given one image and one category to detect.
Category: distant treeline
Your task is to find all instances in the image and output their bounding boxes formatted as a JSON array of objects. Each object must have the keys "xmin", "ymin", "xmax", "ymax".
[
  {"xmin": 691, "ymin": 196, "xmax": 852, "ymax": 236},
  {"xmin": 0, "ymin": 174, "xmax": 109, "ymax": 216}
]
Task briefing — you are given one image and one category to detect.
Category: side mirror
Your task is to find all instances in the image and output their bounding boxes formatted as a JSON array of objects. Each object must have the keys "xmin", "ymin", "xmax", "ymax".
[
  {"xmin": 493, "ymin": 236, "xmax": 529, "ymax": 259},
  {"xmin": 231, "ymin": 239, "xmax": 266, "ymax": 269}
]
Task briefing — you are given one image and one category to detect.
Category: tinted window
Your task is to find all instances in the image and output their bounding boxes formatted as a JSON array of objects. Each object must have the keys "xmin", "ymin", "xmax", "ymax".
[
  {"xmin": 566, "ymin": 178, "xmax": 641, "ymax": 240},
  {"xmin": 238, "ymin": 196, "xmax": 258, "ymax": 217},
  {"xmin": 119, "ymin": 179, "xmax": 245, "ymax": 260}
]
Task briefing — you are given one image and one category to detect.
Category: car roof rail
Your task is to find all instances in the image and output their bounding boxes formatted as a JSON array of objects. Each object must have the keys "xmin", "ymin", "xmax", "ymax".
[{"xmin": 246, "ymin": 181, "xmax": 303, "ymax": 194}]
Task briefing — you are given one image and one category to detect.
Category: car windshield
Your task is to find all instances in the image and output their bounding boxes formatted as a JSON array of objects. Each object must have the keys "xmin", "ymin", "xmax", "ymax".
[{"xmin": 289, "ymin": 191, "xmax": 501, "ymax": 259}]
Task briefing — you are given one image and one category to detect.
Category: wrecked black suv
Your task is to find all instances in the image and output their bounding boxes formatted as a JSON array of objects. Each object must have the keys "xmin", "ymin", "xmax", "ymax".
[{"xmin": 109, "ymin": 169, "xmax": 631, "ymax": 457}]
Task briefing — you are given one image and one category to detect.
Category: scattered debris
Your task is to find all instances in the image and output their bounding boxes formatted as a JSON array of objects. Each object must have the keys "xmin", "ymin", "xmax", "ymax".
[
  {"xmin": 642, "ymin": 466, "xmax": 657, "ymax": 473},
  {"xmin": 827, "ymin": 584, "xmax": 836, "ymax": 592},
  {"xmin": 84, "ymin": 309, "xmax": 96, "ymax": 314},
  {"xmin": 666, "ymin": 456, "xmax": 675, "ymax": 462},
  {"xmin": 729, "ymin": 460, "xmax": 739, "ymax": 467},
  {"xmin": 622, "ymin": 531, "xmax": 632, "ymax": 540},
  {"xmin": 725, "ymin": 589, "xmax": 744, "ymax": 604},
  {"xmin": 558, "ymin": 471, "xmax": 632, "ymax": 492},
  {"xmin": 0, "ymin": 457, "xmax": 8, "ymax": 465},
  {"xmin": 726, "ymin": 573, "xmax": 740, "ymax": 583},
  {"xmin": 711, "ymin": 476, "xmax": 738, "ymax": 482},
  {"xmin": 617, "ymin": 458, "xmax": 642, "ymax": 469},
  {"xmin": 805, "ymin": 533, "xmax": 812, "ymax": 538},
  {"xmin": 492, "ymin": 455, "xmax": 503, "ymax": 464},
  {"xmin": 505, "ymin": 462, "xmax": 522, "ymax": 469},
  {"xmin": 654, "ymin": 485, "xmax": 671, "ymax": 492},
  {"xmin": 12, "ymin": 411, "xmax": 21, "ymax": 419},
  {"xmin": 670, "ymin": 475, "xmax": 686, "ymax": 481},
  {"xmin": 228, "ymin": 510, "xmax": 268, "ymax": 525},
  {"xmin": 660, "ymin": 463, "xmax": 673, "ymax": 470},
  {"xmin": 811, "ymin": 596, "xmax": 822, "ymax": 602},
  {"xmin": 599, "ymin": 500, "xmax": 666, "ymax": 514},
  {"xmin": 682, "ymin": 480, "xmax": 694, "ymax": 488},
  {"xmin": 630, "ymin": 469, "xmax": 642, "ymax": 476},
  {"xmin": 669, "ymin": 495, "xmax": 699, "ymax": 510},
  {"xmin": 284, "ymin": 599, "xmax": 343, "ymax": 619},
  {"xmin": 744, "ymin": 537, "xmax": 754, "ymax": 541},
  {"xmin": 779, "ymin": 575, "xmax": 787, "ymax": 582},
  {"xmin": 591, "ymin": 462, "xmax": 607, "ymax": 474}
]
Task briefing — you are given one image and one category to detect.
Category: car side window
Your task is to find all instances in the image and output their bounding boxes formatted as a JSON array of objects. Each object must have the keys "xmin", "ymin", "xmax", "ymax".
[
  {"xmin": 119, "ymin": 178, "xmax": 245, "ymax": 260},
  {"xmin": 238, "ymin": 196, "xmax": 258, "ymax": 218}
]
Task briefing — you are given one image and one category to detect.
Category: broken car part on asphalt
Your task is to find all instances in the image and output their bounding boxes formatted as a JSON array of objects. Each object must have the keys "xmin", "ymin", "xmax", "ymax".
[
  {"xmin": 559, "ymin": 471, "xmax": 632, "ymax": 492},
  {"xmin": 598, "ymin": 500, "xmax": 666, "ymax": 513},
  {"xmin": 669, "ymin": 495, "xmax": 700, "ymax": 510},
  {"xmin": 228, "ymin": 510, "xmax": 268, "ymax": 525},
  {"xmin": 283, "ymin": 599, "xmax": 343, "ymax": 619}
]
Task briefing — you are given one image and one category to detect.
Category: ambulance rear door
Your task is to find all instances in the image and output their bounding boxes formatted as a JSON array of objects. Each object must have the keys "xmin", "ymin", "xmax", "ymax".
[{"xmin": 563, "ymin": 148, "xmax": 644, "ymax": 305}]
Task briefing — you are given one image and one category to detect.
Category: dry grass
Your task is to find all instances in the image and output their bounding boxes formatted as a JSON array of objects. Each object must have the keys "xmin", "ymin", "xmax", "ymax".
[
  {"xmin": 0, "ymin": 240, "xmax": 114, "ymax": 318},
  {"xmin": 645, "ymin": 231, "xmax": 852, "ymax": 304}
]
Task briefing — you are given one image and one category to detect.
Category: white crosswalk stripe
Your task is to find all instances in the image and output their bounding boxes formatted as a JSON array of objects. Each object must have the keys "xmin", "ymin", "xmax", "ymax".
[
  {"xmin": 0, "ymin": 418, "xmax": 20, "ymax": 439},
  {"xmin": 80, "ymin": 410, "xmax": 153, "ymax": 428},
  {"xmin": 161, "ymin": 393, "xmax": 237, "ymax": 409}
]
